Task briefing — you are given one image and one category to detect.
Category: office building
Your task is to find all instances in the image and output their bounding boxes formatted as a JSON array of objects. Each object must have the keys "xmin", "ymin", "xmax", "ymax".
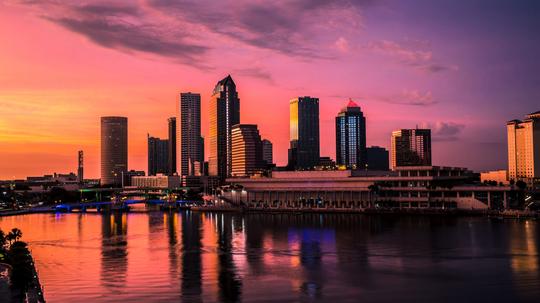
[
  {"xmin": 231, "ymin": 124, "xmax": 264, "ymax": 177},
  {"xmin": 507, "ymin": 111, "xmax": 540, "ymax": 184},
  {"xmin": 123, "ymin": 170, "xmax": 145, "ymax": 187},
  {"xmin": 391, "ymin": 129, "xmax": 431, "ymax": 169},
  {"xmin": 101, "ymin": 116, "xmax": 128, "ymax": 185},
  {"xmin": 262, "ymin": 139, "xmax": 273, "ymax": 166},
  {"xmin": 209, "ymin": 75, "xmax": 240, "ymax": 178},
  {"xmin": 480, "ymin": 170, "xmax": 509, "ymax": 185},
  {"xmin": 168, "ymin": 117, "xmax": 177, "ymax": 175},
  {"xmin": 147, "ymin": 134, "xmax": 169, "ymax": 176},
  {"xmin": 177, "ymin": 92, "xmax": 202, "ymax": 177},
  {"xmin": 77, "ymin": 150, "xmax": 84, "ymax": 183},
  {"xmin": 288, "ymin": 96, "xmax": 320, "ymax": 170},
  {"xmin": 335, "ymin": 99, "xmax": 367, "ymax": 169},
  {"xmin": 367, "ymin": 146, "xmax": 389, "ymax": 171},
  {"xmin": 132, "ymin": 174, "xmax": 181, "ymax": 189}
]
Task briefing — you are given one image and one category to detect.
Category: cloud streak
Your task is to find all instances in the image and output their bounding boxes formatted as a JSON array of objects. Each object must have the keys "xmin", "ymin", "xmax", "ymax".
[
  {"xmin": 365, "ymin": 39, "xmax": 457, "ymax": 73},
  {"xmin": 421, "ymin": 121, "xmax": 465, "ymax": 141}
]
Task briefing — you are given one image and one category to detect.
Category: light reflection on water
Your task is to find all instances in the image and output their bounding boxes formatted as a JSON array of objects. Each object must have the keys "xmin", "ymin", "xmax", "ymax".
[{"xmin": 1, "ymin": 212, "xmax": 539, "ymax": 302}]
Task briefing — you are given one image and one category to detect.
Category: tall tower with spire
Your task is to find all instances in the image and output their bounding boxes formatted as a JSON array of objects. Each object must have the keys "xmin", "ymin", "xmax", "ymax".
[
  {"xmin": 208, "ymin": 75, "xmax": 240, "ymax": 179},
  {"xmin": 335, "ymin": 99, "xmax": 367, "ymax": 169}
]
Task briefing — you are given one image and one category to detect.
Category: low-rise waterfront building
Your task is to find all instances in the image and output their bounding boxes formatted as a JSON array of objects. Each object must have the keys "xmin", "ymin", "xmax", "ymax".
[
  {"xmin": 480, "ymin": 170, "xmax": 509, "ymax": 185},
  {"xmin": 225, "ymin": 166, "xmax": 518, "ymax": 210},
  {"xmin": 132, "ymin": 174, "xmax": 181, "ymax": 189}
]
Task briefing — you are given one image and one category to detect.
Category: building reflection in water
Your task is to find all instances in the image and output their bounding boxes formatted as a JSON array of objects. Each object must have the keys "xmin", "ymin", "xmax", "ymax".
[
  {"xmin": 293, "ymin": 227, "xmax": 334, "ymax": 299},
  {"xmin": 216, "ymin": 213, "xmax": 242, "ymax": 302},
  {"xmin": 510, "ymin": 220, "xmax": 539, "ymax": 300},
  {"xmin": 181, "ymin": 211, "xmax": 202, "ymax": 302},
  {"xmin": 165, "ymin": 212, "xmax": 179, "ymax": 281},
  {"xmin": 100, "ymin": 212, "xmax": 128, "ymax": 291}
]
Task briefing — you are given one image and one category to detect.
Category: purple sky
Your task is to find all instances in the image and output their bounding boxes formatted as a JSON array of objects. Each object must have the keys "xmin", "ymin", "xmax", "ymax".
[{"xmin": 0, "ymin": 0, "xmax": 539, "ymax": 178}]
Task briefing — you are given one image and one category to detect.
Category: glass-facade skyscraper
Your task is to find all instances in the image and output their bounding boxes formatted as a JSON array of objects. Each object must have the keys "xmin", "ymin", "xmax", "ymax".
[
  {"xmin": 147, "ymin": 134, "xmax": 169, "ymax": 176},
  {"xmin": 288, "ymin": 96, "xmax": 319, "ymax": 169},
  {"xmin": 391, "ymin": 128, "xmax": 431, "ymax": 169},
  {"xmin": 335, "ymin": 100, "xmax": 367, "ymax": 169},
  {"xmin": 209, "ymin": 75, "xmax": 240, "ymax": 178},
  {"xmin": 178, "ymin": 92, "xmax": 202, "ymax": 176},
  {"xmin": 168, "ymin": 117, "xmax": 177, "ymax": 175}
]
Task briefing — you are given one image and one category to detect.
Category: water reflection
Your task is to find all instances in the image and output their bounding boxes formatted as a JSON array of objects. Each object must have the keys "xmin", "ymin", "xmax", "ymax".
[
  {"xmin": 1, "ymin": 213, "xmax": 540, "ymax": 302},
  {"xmin": 217, "ymin": 214, "xmax": 242, "ymax": 303},
  {"xmin": 101, "ymin": 213, "xmax": 128, "ymax": 291},
  {"xmin": 181, "ymin": 211, "xmax": 202, "ymax": 302}
]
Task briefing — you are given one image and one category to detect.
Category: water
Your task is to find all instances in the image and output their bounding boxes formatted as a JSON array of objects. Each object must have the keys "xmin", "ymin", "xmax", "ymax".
[{"xmin": 1, "ymin": 211, "xmax": 539, "ymax": 302}]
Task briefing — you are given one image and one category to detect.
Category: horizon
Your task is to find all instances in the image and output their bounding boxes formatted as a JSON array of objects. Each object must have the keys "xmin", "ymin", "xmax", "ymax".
[{"xmin": 1, "ymin": 0, "xmax": 540, "ymax": 179}]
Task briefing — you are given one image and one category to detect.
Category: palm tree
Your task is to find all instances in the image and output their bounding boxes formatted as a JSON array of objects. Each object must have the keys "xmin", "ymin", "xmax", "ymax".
[{"xmin": 7, "ymin": 228, "xmax": 23, "ymax": 245}]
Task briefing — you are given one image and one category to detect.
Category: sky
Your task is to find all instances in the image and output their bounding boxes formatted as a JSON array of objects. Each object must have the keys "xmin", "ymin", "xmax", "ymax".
[{"xmin": 0, "ymin": 0, "xmax": 539, "ymax": 180}]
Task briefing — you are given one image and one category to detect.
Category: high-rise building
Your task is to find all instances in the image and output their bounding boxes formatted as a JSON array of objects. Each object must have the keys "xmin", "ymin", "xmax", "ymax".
[
  {"xmin": 101, "ymin": 116, "xmax": 128, "ymax": 185},
  {"xmin": 147, "ymin": 134, "xmax": 169, "ymax": 176},
  {"xmin": 168, "ymin": 117, "xmax": 177, "ymax": 175},
  {"xmin": 231, "ymin": 124, "xmax": 264, "ymax": 177},
  {"xmin": 367, "ymin": 146, "xmax": 389, "ymax": 171},
  {"xmin": 288, "ymin": 96, "xmax": 320, "ymax": 170},
  {"xmin": 507, "ymin": 111, "xmax": 540, "ymax": 183},
  {"xmin": 199, "ymin": 136, "xmax": 205, "ymax": 169},
  {"xmin": 335, "ymin": 99, "xmax": 367, "ymax": 169},
  {"xmin": 209, "ymin": 75, "xmax": 240, "ymax": 178},
  {"xmin": 262, "ymin": 139, "xmax": 273, "ymax": 166},
  {"xmin": 77, "ymin": 150, "xmax": 84, "ymax": 183},
  {"xmin": 391, "ymin": 129, "xmax": 431, "ymax": 169},
  {"xmin": 177, "ymin": 92, "xmax": 202, "ymax": 176}
]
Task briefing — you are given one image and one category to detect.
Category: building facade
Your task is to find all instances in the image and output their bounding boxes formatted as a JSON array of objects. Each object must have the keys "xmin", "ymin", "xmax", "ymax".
[
  {"xmin": 231, "ymin": 124, "xmax": 264, "ymax": 177},
  {"xmin": 209, "ymin": 75, "xmax": 240, "ymax": 179},
  {"xmin": 168, "ymin": 117, "xmax": 177, "ymax": 175},
  {"xmin": 367, "ymin": 146, "xmax": 389, "ymax": 171},
  {"xmin": 288, "ymin": 96, "xmax": 320, "ymax": 170},
  {"xmin": 225, "ymin": 167, "xmax": 517, "ymax": 210},
  {"xmin": 336, "ymin": 100, "xmax": 367, "ymax": 169},
  {"xmin": 262, "ymin": 139, "xmax": 273, "ymax": 166},
  {"xmin": 391, "ymin": 129, "xmax": 431, "ymax": 169},
  {"xmin": 177, "ymin": 92, "xmax": 202, "ymax": 177},
  {"xmin": 147, "ymin": 135, "xmax": 169, "ymax": 176},
  {"xmin": 132, "ymin": 174, "xmax": 181, "ymax": 189},
  {"xmin": 507, "ymin": 111, "xmax": 540, "ymax": 184},
  {"xmin": 101, "ymin": 116, "xmax": 128, "ymax": 185}
]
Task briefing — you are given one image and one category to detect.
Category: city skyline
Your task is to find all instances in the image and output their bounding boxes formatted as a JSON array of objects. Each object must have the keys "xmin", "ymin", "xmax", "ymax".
[{"xmin": 1, "ymin": 0, "xmax": 540, "ymax": 179}]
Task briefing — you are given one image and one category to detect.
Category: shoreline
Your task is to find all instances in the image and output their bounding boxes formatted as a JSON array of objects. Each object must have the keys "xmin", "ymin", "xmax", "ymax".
[{"xmin": 1, "ymin": 206, "xmax": 538, "ymax": 219}]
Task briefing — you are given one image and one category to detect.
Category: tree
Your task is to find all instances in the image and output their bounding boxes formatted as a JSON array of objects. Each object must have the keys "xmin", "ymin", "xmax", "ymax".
[
  {"xmin": 7, "ymin": 228, "xmax": 23, "ymax": 245},
  {"xmin": 515, "ymin": 180, "xmax": 527, "ymax": 190}
]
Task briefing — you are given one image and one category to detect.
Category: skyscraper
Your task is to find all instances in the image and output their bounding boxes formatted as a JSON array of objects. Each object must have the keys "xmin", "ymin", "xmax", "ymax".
[
  {"xmin": 367, "ymin": 146, "xmax": 389, "ymax": 171},
  {"xmin": 168, "ymin": 117, "xmax": 177, "ymax": 175},
  {"xmin": 288, "ymin": 96, "xmax": 319, "ymax": 169},
  {"xmin": 177, "ymin": 92, "xmax": 202, "ymax": 176},
  {"xmin": 391, "ymin": 128, "xmax": 431, "ymax": 169},
  {"xmin": 231, "ymin": 124, "xmax": 264, "ymax": 177},
  {"xmin": 209, "ymin": 75, "xmax": 240, "ymax": 178},
  {"xmin": 147, "ymin": 134, "xmax": 169, "ymax": 176},
  {"xmin": 335, "ymin": 99, "xmax": 367, "ymax": 169},
  {"xmin": 101, "ymin": 116, "xmax": 128, "ymax": 185},
  {"xmin": 77, "ymin": 150, "xmax": 84, "ymax": 183},
  {"xmin": 507, "ymin": 111, "xmax": 540, "ymax": 183},
  {"xmin": 262, "ymin": 139, "xmax": 273, "ymax": 166}
]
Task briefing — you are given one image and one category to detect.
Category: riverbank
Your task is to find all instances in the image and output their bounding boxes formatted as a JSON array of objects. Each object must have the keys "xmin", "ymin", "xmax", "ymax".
[
  {"xmin": 2, "ymin": 205, "xmax": 538, "ymax": 219},
  {"xmin": 191, "ymin": 205, "xmax": 540, "ymax": 219}
]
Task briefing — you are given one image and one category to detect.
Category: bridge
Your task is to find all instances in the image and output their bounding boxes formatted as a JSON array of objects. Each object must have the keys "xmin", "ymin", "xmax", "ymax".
[
  {"xmin": 78, "ymin": 187, "xmax": 196, "ymax": 203},
  {"xmin": 54, "ymin": 199, "xmax": 201, "ymax": 212}
]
